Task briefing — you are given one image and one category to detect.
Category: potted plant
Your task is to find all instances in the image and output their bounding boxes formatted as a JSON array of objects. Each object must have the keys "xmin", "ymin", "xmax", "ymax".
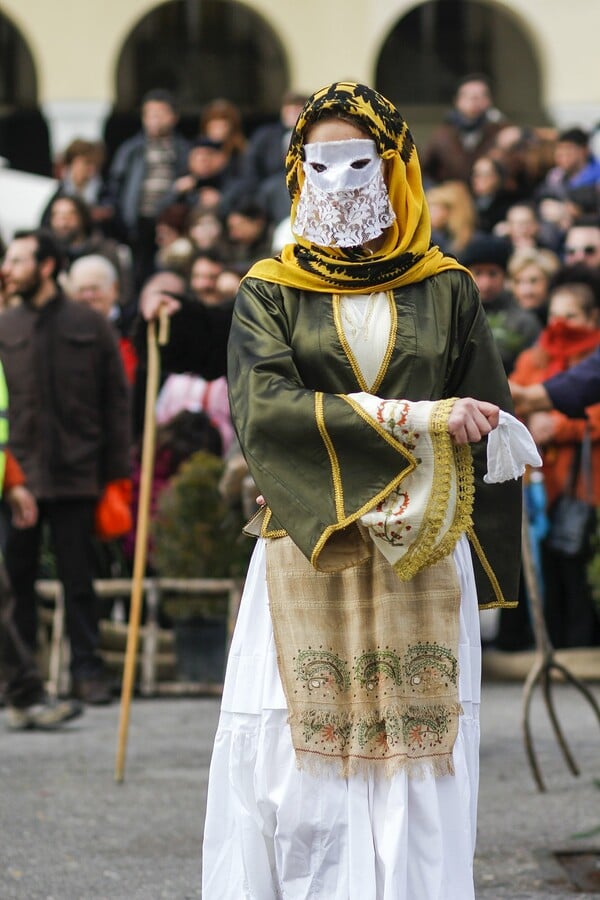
[{"xmin": 151, "ymin": 450, "xmax": 250, "ymax": 682}]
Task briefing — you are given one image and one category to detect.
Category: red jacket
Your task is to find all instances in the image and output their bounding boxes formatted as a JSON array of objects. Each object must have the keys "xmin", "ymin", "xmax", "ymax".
[
  {"xmin": 511, "ymin": 332, "xmax": 600, "ymax": 505},
  {"xmin": 4, "ymin": 450, "xmax": 25, "ymax": 492}
]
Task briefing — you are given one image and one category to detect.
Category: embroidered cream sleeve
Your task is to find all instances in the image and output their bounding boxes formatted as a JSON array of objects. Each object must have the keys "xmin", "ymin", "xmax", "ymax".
[{"xmin": 345, "ymin": 393, "xmax": 475, "ymax": 580}]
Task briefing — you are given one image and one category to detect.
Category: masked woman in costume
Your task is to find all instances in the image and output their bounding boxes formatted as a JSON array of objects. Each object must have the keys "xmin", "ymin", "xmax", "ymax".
[{"xmin": 202, "ymin": 82, "xmax": 535, "ymax": 900}]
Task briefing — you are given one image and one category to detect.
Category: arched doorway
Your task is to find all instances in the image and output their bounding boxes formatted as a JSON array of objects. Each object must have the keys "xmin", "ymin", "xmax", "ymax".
[
  {"xmin": 0, "ymin": 10, "xmax": 51, "ymax": 174},
  {"xmin": 0, "ymin": 11, "xmax": 37, "ymax": 107},
  {"xmin": 375, "ymin": 0, "xmax": 547, "ymax": 146},
  {"xmin": 110, "ymin": 0, "xmax": 288, "ymax": 151}
]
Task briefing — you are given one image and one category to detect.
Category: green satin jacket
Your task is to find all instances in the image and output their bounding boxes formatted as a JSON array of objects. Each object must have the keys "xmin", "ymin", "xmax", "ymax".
[{"xmin": 228, "ymin": 268, "xmax": 521, "ymax": 608}]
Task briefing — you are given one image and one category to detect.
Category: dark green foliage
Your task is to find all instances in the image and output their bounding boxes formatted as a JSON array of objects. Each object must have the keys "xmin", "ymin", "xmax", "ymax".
[{"xmin": 152, "ymin": 450, "xmax": 250, "ymax": 579}]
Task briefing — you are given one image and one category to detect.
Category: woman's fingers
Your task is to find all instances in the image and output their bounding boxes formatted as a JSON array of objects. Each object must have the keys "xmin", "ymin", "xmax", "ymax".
[{"xmin": 447, "ymin": 398, "xmax": 499, "ymax": 444}]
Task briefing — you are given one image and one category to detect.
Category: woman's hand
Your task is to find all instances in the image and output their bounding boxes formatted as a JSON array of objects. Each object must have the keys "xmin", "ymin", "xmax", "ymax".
[{"xmin": 447, "ymin": 398, "xmax": 500, "ymax": 445}]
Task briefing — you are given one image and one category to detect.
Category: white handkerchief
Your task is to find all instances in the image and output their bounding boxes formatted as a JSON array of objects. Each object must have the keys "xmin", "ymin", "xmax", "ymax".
[{"xmin": 484, "ymin": 410, "xmax": 542, "ymax": 483}]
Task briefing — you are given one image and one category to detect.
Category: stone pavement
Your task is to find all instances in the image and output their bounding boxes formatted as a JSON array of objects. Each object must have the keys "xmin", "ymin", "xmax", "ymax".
[{"xmin": 1, "ymin": 678, "xmax": 599, "ymax": 899}]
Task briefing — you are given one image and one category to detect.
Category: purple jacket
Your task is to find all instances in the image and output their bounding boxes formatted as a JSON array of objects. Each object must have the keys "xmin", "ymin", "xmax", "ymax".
[{"xmin": 545, "ymin": 347, "xmax": 600, "ymax": 418}]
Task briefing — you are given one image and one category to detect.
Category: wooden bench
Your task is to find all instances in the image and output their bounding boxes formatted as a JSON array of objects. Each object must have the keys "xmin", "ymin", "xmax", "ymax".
[{"xmin": 36, "ymin": 577, "xmax": 242, "ymax": 698}]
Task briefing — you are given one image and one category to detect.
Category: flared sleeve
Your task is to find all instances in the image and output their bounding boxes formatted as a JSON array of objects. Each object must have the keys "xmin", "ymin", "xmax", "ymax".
[{"xmin": 227, "ymin": 278, "xmax": 426, "ymax": 570}]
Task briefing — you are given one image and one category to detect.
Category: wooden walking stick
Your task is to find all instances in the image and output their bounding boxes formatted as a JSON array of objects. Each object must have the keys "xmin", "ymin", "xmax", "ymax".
[{"xmin": 115, "ymin": 309, "xmax": 169, "ymax": 783}]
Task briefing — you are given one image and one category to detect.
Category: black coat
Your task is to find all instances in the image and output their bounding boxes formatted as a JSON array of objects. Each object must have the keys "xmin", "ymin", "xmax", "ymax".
[
  {"xmin": 132, "ymin": 298, "xmax": 234, "ymax": 436},
  {"xmin": 0, "ymin": 293, "xmax": 131, "ymax": 499}
]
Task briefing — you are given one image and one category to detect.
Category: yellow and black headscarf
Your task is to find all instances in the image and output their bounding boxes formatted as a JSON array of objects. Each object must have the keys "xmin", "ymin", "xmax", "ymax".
[{"xmin": 247, "ymin": 81, "xmax": 469, "ymax": 293}]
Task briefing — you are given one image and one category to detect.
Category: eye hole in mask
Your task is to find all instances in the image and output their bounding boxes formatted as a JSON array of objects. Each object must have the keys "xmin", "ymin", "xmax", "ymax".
[
  {"xmin": 309, "ymin": 157, "xmax": 371, "ymax": 174},
  {"xmin": 302, "ymin": 139, "xmax": 383, "ymax": 194}
]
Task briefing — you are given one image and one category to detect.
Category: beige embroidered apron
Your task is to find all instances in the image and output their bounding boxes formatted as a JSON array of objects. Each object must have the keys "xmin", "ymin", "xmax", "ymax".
[{"xmin": 266, "ymin": 534, "xmax": 462, "ymax": 779}]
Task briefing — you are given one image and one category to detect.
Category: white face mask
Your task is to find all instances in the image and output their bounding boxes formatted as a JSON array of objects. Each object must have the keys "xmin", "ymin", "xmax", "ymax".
[
  {"xmin": 293, "ymin": 138, "xmax": 396, "ymax": 248},
  {"xmin": 304, "ymin": 138, "xmax": 381, "ymax": 191}
]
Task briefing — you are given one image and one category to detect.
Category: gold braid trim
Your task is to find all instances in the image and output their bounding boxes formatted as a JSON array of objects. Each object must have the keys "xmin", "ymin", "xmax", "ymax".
[
  {"xmin": 260, "ymin": 507, "xmax": 287, "ymax": 539},
  {"xmin": 466, "ymin": 525, "xmax": 518, "ymax": 609},
  {"xmin": 332, "ymin": 294, "xmax": 368, "ymax": 392},
  {"xmin": 316, "ymin": 391, "xmax": 345, "ymax": 522},
  {"xmin": 428, "ymin": 442, "xmax": 475, "ymax": 563},
  {"xmin": 311, "ymin": 397, "xmax": 417, "ymax": 569},
  {"xmin": 392, "ymin": 398, "xmax": 470, "ymax": 581},
  {"xmin": 332, "ymin": 292, "xmax": 398, "ymax": 395},
  {"xmin": 371, "ymin": 293, "xmax": 397, "ymax": 394}
]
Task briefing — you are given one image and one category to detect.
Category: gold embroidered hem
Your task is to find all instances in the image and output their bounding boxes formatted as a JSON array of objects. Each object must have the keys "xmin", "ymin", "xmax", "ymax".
[{"xmin": 266, "ymin": 534, "xmax": 462, "ymax": 779}]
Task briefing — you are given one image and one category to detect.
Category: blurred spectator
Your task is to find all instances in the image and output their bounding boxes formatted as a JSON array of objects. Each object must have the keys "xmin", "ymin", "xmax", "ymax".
[
  {"xmin": 187, "ymin": 206, "xmax": 229, "ymax": 255},
  {"xmin": 224, "ymin": 198, "xmax": 273, "ymax": 272},
  {"xmin": 561, "ymin": 218, "xmax": 600, "ymax": 269},
  {"xmin": 45, "ymin": 194, "xmax": 134, "ymax": 306},
  {"xmin": 42, "ymin": 138, "xmax": 112, "ymax": 231},
  {"xmin": 155, "ymin": 202, "xmax": 190, "ymax": 250},
  {"xmin": 0, "ymin": 440, "xmax": 84, "ymax": 730},
  {"xmin": 160, "ymin": 137, "xmax": 238, "ymax": 213},
  {"xmin": 106, "ymin": 89, "xmax": 190, "ymax": 288},
  {"xmin": 495, "ymin": 201, "xmax": 547, "ymax": 252},
  {"xmin": 136, "ymin": 268, "xmax": 233, "ymax": 383},
  {"xmin": 123, "ymin": 409, "xmax": 223, "ymax": 569},
  {"xmin": 421, "ymin": 73, "xmax": 507, "ymax": 185},
  {"xmin": 189, "ymin": 250, "xmax": 226, "ymax": 306},
  {"xmin": 67, "ymin": 254, "xmax": 138, "ymax": 384},
  {"xmin": 534, "ymin": 194, "xmax": 574, "ymax": 254},
  {"xmin": 507, "ymin": 246, "xmax": 561, "ymax": 325},
  {"xmin": 233, "ymin": 91, "xmax": 307, "ymax": 203},
  {"xmin": 257, "ymin": 169, "xmax": 293, "ymax": 230},
  {"xmin": 536, "ymin": 127, "xmax": 600, "ymax": 204},
  {"xmin": 461, "ymin": 233, "xmax": 541, "ymax": 373},
  {"xmin": 154, "ymin": 202, "xmax": 194, "ymax": 276},
  {"xmin": 469, "ymin": 156, "xmax": 515, "ymax": 233},
  {"xmin": 549, "ymin": 263, "xmax": 600, "ymax": 307},
  {"xmin": 426, "ymin": 180, "xmax": 477, "ymax": 257},
  {"xmin": 0, "ymin": 230, "xmax": 131, "ymax": 705},
  {"xmin": 155, "ymin": 374, "xmax": 234, "ymax": 456},
  {"xmin": 490, "ymin": 124, "xmax": 557, "ymax": 199},
  {"xmin": 511, "ymin": 281, "xmax": 600, "ymax": 647},
  {"xmin": 0, "ymin": 246, "xmax": 20, "ymax": 313},
  {"xmin": 215, "ymin": 268, "xmax": 242, "ymax": 303},
  {"xmin": 199, "ymin": 98, "xmax": 247, "ymax": 179}
]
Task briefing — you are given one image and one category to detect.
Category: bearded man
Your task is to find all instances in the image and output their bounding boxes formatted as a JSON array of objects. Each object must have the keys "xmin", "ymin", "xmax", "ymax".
[{"xmin": 0, "ymin": 229, "xmax": 131, "ymax": 704}]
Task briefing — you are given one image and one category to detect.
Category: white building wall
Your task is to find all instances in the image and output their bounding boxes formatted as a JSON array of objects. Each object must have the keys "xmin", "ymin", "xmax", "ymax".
[{"xmin": 1, "ymin": 0, "xmax": 598, "ymax": 155}]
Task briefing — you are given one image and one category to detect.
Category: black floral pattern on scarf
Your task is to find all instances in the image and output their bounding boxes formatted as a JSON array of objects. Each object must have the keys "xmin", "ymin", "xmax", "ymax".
[
  {"xmin": 293, "ymin": 244, "xmax": 423, "ymax": 289},
  {"xmin": 287, "ymin": 82, "xmax": 414, "ymax": 199}
]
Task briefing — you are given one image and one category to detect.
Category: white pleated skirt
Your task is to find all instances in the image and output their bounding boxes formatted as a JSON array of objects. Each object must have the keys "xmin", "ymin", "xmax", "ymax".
[{"xmin": 202, "ymin": 535, "xmax": 481, "ymax": 900}]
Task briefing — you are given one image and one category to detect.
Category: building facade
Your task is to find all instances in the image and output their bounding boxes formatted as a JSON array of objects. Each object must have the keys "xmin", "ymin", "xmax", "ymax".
[{"xmin": 0, "ymin": 0, "xmax": 598, "ymax": 166}]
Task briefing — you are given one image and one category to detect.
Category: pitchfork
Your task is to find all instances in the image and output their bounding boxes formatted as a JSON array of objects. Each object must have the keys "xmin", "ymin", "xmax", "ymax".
[{"xmin": 520, "ymin": 487, "xmax": 600, "ymax": 792}]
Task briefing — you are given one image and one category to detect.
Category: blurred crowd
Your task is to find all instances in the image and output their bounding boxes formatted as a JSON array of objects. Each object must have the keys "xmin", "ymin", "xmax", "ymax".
[{"xmin": 0, "ymin": 74, "xmax": 599, "ymax": 724}]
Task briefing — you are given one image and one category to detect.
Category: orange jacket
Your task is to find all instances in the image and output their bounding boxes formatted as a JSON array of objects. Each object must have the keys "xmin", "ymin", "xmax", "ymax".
[
  {"xmin": 4, "ymin": 450, "xmax": 25, "ymax": 493},
  {"xmin": 512, "ymin": 341, "xmax": 600, "ymax": 505}
]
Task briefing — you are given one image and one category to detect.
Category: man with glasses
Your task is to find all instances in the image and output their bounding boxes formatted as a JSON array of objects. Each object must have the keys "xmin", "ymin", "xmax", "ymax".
[{"xmin": 562, "ymin": 219, "xmax": 600, "ymax": 269}]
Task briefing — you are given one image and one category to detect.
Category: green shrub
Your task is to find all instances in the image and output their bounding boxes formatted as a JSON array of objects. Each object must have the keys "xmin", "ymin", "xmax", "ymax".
[{"xmin": 151, "ymin": 450, "xmax": 250, "ymax": 618}]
